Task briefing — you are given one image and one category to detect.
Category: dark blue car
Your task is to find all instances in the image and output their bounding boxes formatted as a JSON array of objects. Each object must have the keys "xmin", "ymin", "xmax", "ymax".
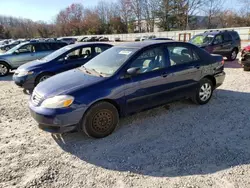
[
  {"xmin": 29, "ymin": 41, "xmax": 225, "ymax": 138},
  {"xmin": 13, "ymin": 42, "xmax": 113, "ymax": 90}
]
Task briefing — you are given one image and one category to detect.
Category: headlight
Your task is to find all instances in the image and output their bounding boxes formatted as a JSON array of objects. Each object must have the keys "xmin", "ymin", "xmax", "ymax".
[
  {"xmin": 41, "ymin": 95, "xmax": 74, "ymax": 109},
  {"xmin": 17, "ymin": 71, "xmax": 34, "ymax": 77}
]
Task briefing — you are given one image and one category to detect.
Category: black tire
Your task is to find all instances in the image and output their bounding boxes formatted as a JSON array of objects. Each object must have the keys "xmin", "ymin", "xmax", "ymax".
[
  {"xmin": 0, "ymin": 62, "xmax": 10, "ymax": 77},
  {"xmin": 192, "ymin": 78, "xmax": 214, "ymax": 105},
  {"xmin": 35, "ymin": 73, "xmax": 53, "ymax": 86},
  {"xmin": 228, "ymin": 48, "xmax": 238, "ymax": 61},
  {"xmin": 79, "ymin": 102, "xmax": 119, "ymax": 138},
  {"xmin": 243, "ymin": 66, "xmax": 250, "ymax": 71}
]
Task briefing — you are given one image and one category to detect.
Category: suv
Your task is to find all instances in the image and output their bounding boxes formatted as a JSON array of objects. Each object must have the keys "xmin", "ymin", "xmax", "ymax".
[
  {"xmin": 190, "ymin": 30, "xmax": 241, "ymax": 61},
  {"xmin": 0, "ymin": 41, "xmax": 67, "ymax": 76}
]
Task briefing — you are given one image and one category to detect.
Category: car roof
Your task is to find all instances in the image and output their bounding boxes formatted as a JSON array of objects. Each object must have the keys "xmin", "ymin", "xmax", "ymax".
[
  {"xmin": 116, "ymin": 41, "xmax": 182, "ymax": 49},
  {"xmin": 202, "ymin": 30, "xmax": 237, "ymax": 36},
  {"xmin": 66, "ymin": 42, "xmax": 113, "ymax": 48},
  {"xmin": 20, "ymin": 41, "xmax": 66, "ymax": 45}
]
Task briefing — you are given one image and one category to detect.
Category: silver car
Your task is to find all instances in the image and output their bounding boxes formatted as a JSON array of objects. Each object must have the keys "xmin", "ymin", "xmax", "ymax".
[{"xmin": 0, "ymin": 41, "xmax": 67, "ymax": 76}]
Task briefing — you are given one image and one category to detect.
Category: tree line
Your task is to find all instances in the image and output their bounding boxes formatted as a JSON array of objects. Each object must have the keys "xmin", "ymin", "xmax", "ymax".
[{"xmin": 0, "ymin": 0, "xmax": 250, "ymax": 39}]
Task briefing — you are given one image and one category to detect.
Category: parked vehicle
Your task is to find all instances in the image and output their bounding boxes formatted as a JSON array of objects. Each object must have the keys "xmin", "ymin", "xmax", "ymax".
[
  {"xmin": 77, "ymin": 37, "xmax": 88, "ymax": 42},
  {"xmin": 29, "ymin": 41, "xmax": 225, "ymax": 138},
  {"xmin": 0, "ymin": 41, "xmax": 67, "ymax": 76},
  {"xmin": 57, "ymin": 37, "xmax": 76, "ymax": 45},
  {"xmin": 114, "ymin": 37, "xmax": 121, "ymax": 42},
  {"xmin": 99, "ymin": 37, "xmax": 109, "ymax": 41},
  {"xmin": 135, "ymin": 35, "xmax": 157, "ymax": 41},
  {"xmin": 147, "ymin": 37, "xmax": 172, "ymax": 41},
  {"xmin": 190, "ymin": 30, "xmax": 241, "ymax": 61},
  {"xmin": 240, "ymin": 45, "xmax": 250, "ymax": 71},
  {"xmin": 0, "ymin": 40, "xmax": 23, "ymax": 52},
  {"xmin": 13, "ymin": 43, "xmax": 113, "ymax": 90},
  {"xmin": 83, "ymin": 37, "xmax": 98, "ymax": 42}
]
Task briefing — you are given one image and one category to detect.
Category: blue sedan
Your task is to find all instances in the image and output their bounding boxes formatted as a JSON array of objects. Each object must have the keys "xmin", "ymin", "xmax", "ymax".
[
  {"xmin": 13, "ymin": 42, "xmax": 113, "ymax": 90},
  {"xmin": 29, "ymin": 41, "xmax": 225, "ymax": 138}
]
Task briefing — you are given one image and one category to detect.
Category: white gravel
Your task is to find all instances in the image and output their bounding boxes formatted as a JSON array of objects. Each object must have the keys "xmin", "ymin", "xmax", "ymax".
[{"xmin": 0, "ymin": 60, "xmax": 250, "ymax": 188}]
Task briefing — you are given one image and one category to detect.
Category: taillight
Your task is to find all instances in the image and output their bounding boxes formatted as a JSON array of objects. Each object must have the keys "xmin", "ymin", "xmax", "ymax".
[{"xmin": 221, "ymin": 59, "xmax": 225, "ymax": 65}]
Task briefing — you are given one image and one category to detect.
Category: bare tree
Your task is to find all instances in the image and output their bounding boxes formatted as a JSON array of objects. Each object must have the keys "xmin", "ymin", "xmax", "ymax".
[
  {"xmin": 183, "ymin": 0, "xmax": 204, "ymax": 29},
  {"xmin": 118, "ymin": 0, "xmax": 132, "ymax": 33},
  {"xmin": 130, "ymin": 0, "xmax": 143, "ymax": 32},
  {"xmin": 202, "ymin": 0, "xmax": 224, "ymax": 29}
]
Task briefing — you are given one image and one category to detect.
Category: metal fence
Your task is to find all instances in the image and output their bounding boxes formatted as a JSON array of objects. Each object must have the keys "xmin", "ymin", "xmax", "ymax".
[{"xmin": 76, "ymin": 27, "xmax": 250, "ymax": 42}]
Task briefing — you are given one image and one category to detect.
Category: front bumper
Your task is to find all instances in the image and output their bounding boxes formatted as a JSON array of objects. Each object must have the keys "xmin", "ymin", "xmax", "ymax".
[
  {"xmin": 29, "ymin": 101, "xmax": 87, "ymax": 133},
  {"xmin": 214, "ymin": 71, "xmax": 226, "ymax": 88},
  {"xmin": 13, "ymin": 74, "xmax": 36, "ymax": 90}
]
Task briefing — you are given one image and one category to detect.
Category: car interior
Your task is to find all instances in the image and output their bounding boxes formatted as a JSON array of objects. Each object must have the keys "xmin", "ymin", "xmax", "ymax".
[{"xmin": 130, "ymin": 48, "xmax": 165, "ymax": 73}]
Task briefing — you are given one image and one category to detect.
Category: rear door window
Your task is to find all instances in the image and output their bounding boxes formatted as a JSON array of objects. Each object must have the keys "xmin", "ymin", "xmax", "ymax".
[
  {"xmin": 223, "ymin": 33, "xmax": 232, "ymax": 42},
  {"xmin": 95, "ymin": 45, "xmax": 110, "ymax": 55},
  {"xmin": 166, "ymin": 45, "xmax": 199, "ymax": 66},
  {"xmin": 34, "ymin": 43, "xmax": 50, "ymax": 52},
  {"xmin": 50, "ymin": 43, "xmax": 66, "ymax": 50}
]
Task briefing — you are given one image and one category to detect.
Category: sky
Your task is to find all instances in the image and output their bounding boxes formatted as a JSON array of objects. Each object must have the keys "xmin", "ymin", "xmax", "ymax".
[{"xmin": 0, "ymin": 0, "xmax": 242, "ymax": 23}]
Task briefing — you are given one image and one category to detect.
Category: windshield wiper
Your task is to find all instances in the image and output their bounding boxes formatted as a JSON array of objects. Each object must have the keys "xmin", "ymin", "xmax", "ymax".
[
  {"xmin": 80, "ymin": 66, "xmax": 92, "ymax": 74},
  {"xmin": 90, "ymin": 68, "xmax": 104, "ymax": 77}
]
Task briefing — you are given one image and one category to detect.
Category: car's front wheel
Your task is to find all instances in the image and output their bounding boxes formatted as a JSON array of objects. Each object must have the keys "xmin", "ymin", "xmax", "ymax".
[
  {"xmin": 0, "ymin": 62, "xmax": 10, "ymax": 77},
  {"xmin": 35, "ymin": 73, "xmax": 52, "ymax": 86},
  {"xmin": 192, "ymin": 78, "xmax": 214, "ymax": 105},
  {"xmin": 80, "ymin": 102, "xmax": 119, "ymax": 138}
]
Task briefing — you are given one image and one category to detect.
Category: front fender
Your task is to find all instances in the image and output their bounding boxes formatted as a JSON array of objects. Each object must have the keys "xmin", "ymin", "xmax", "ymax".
[{"xmin": 0, "ymin": 58, "xmax": 12, "ymax": 68}]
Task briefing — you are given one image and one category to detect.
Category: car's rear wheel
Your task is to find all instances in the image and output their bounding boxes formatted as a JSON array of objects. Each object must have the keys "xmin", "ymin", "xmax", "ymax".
[
  {"xmin": 228, "ymin": 49, "xmax": 238, "ymax": 61},
  {"xmin": 35, "ymin": 73, "xmax": 52, "ymax": 86},
  {"xmin": 243, "ymin": 66, "xmax": 250, "ymax": 71},
  {"xmin": 0, "ymin": 62, "xmax": 10, "ymax": 77},
  {"xmin": 192, "ymin": 78, "xmax": 214, "ymax": 105},
  {"xmin": 80, "ymin": 102, "xmax": 119, "ymax": 138}
]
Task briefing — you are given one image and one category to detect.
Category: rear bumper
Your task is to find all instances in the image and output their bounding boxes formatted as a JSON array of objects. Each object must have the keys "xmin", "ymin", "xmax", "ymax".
[
  {"xmin": 29, "ymin": 101, "xmax": 88, "ymax": 133},
  {"xmin": 214, "ymin": 71, "xmax": 226, "ymax": 88},
  {"xmin": 13, "ymin": 74, "xmax": 36, "ymax": 90}
]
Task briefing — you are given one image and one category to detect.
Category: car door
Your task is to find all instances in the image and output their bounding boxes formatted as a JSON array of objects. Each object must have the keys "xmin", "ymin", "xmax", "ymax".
[
  {"xmin": 34, "ymin": 43, "xmax": 54, "ymax": 60},
  {"xmin": 212, "ymin": 34, "xmax": 224, "ymax": 55},
  {"xmin": 57, "ymin": 46, "xmax": 94, "ymax": 73},
  {"xmin": 10, "ymin": 43, "xmax": 36, "ymax": 67},
  {"xmin": 123, "ymin": 45, "xmax": 171, "ymax": 113},
  {"xmin": 162, "ymin": 43, "xmax": 202, "ymax": 100},
  {"xmin": 221, "ymin": 32, "xmax": 233, "ymax": 55}
]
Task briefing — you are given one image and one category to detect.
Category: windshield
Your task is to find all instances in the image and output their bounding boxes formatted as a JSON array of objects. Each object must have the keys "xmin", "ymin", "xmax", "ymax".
[
  {"xmin": 83, "ymin": 47, "xmax": 138, "ymax": 76},
  {"xmin": 190, "ymin": 34, "xmax": 215, "ymax": 45},
  {"xmin": 41, "ymin": 46, "xmax": 72, "ymax": 61}
]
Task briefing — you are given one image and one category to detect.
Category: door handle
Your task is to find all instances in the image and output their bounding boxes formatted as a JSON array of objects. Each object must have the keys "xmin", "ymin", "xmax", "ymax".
[
  {"xmin": 194, "ymin": 65, "xmax": 200, "ymax": 69},
  {"xmin": 161, "ymin": 73, "xmax": 169, "ymax": 78}
]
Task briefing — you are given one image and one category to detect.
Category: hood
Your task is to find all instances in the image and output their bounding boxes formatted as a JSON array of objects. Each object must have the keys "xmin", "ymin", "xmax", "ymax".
[
  {"xmin": 0, "ymin": 53, "xmax": 10, "ymax": 57},
  {"xmin": 17, "ymin": 59, "xmax": 49, "ymax": 71},
  {"xmin": 34, "ymin": 68, "xmax": 105, "ymax": 98}
]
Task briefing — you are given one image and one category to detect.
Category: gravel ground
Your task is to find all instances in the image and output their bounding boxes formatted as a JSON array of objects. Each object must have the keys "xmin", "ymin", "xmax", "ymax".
[{"xmin": 0, "ymin": 60, "xmax": 250, "ymax": 188}]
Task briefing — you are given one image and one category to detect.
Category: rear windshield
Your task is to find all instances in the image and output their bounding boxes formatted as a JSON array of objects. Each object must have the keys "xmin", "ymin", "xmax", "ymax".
[{"xmin": 190, "ymin": 34, "xmax": 214, "ymax": 45}]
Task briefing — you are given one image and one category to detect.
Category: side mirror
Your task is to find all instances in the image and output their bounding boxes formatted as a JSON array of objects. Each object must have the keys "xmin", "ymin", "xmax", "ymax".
[
  {"xmin": 127, "ymin": 67, "xmax": 140, "ymax": 76},
  {"xmin": 14, "ymin": 50, "xmax": 19, "ymax": 55}
]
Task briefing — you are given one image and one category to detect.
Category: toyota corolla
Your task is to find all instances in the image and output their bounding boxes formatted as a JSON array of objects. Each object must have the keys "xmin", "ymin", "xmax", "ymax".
[{"xmin": 29, "ymin": 41, "xmax": 225, "ymax": 138}]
